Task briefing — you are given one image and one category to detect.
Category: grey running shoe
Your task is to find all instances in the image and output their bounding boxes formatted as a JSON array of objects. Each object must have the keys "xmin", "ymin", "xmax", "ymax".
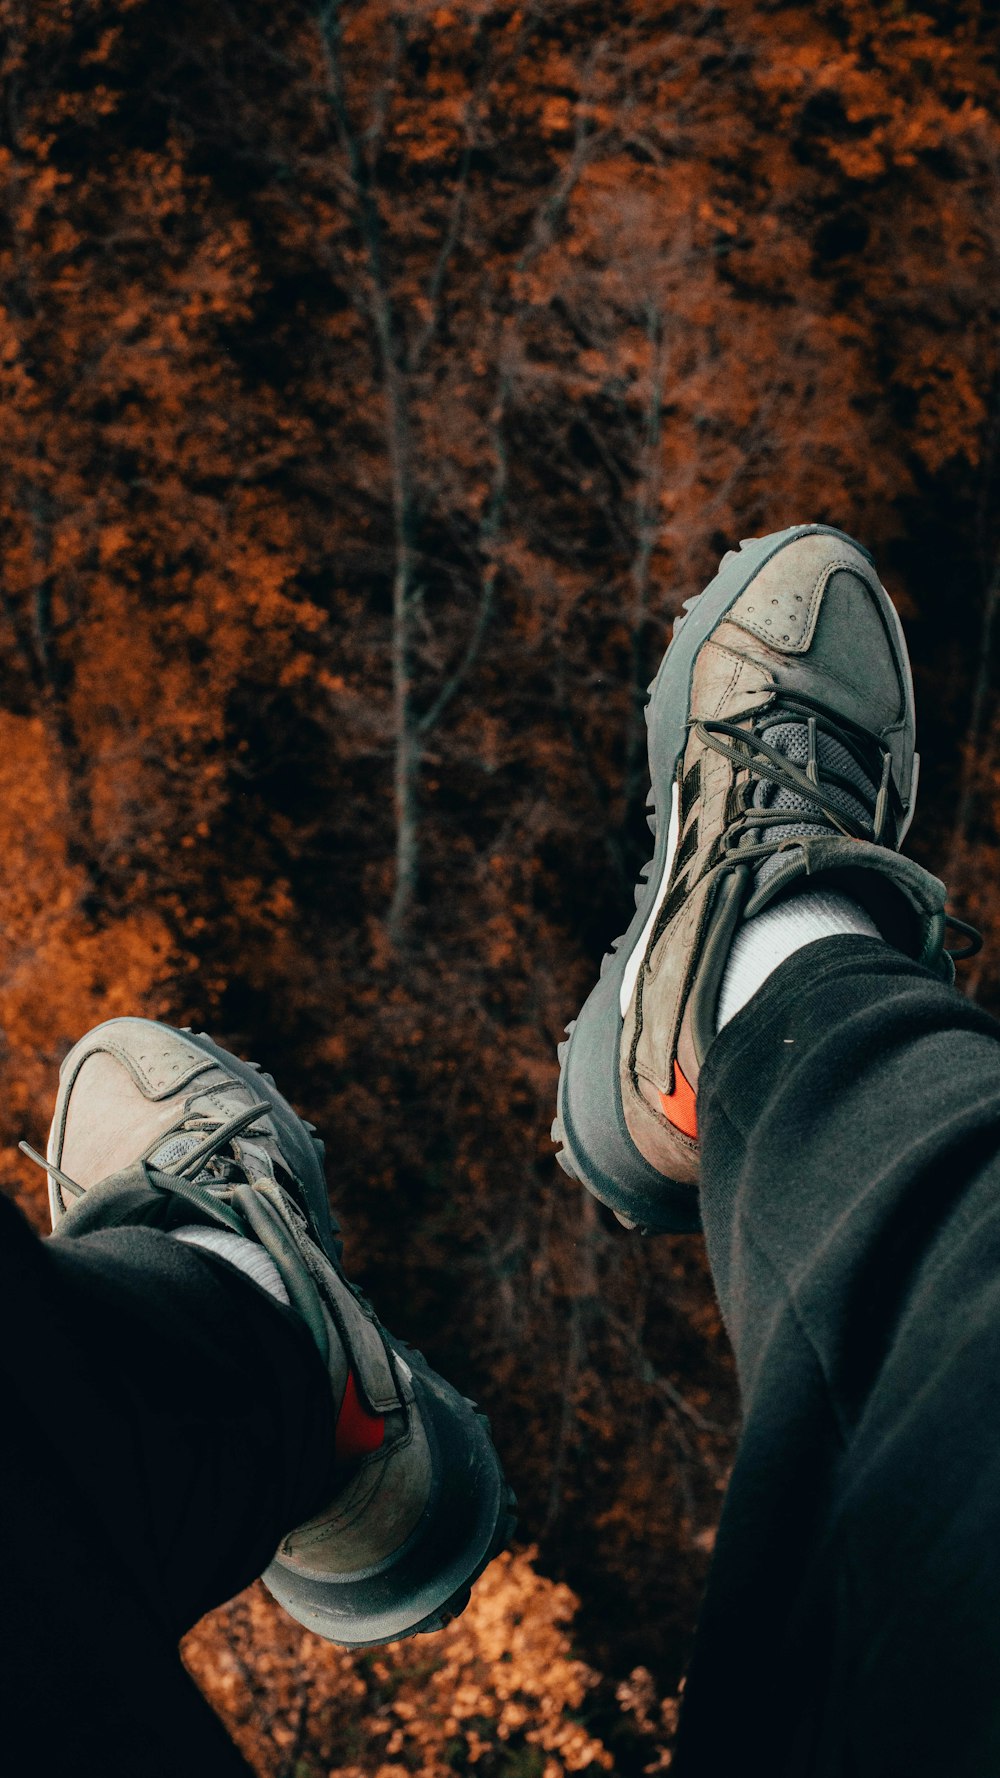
[
  {"xmin": 552, "ymin": 524, "xmax": 982, "ymax": 1234},
  {"xmin": 33, "ymin": 1017, "xmax": 514, "ymax": 1647}
]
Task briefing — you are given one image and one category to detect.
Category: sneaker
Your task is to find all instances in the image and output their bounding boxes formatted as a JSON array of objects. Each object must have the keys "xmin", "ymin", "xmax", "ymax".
[
  {"xmin": 33, "ymin": 1017, "xmax": 515, "ymax": 1647},
  {"xmin": 552, "ymin": 524, "xmax": 982, "ymax": 1234}
]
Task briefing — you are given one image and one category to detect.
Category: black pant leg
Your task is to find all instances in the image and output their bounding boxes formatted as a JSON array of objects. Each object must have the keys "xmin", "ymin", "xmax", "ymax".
[
  {"xmin": 0, "ymin": 1189, "xmax": 336, "ymax": 1776},
  {"xmin": 672, "ymin": 933, "xmax": 1000, "ymax": 1778}
]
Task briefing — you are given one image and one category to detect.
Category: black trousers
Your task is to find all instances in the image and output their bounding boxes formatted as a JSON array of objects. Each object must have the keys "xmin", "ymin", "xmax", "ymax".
[
  {"xmin": 0, "ymin": 1199, "xmax": 335, "ymax": 1776},
  {"xmin": 5, "ymin": 934, "xmax": 1000, "ymax": 1776}
]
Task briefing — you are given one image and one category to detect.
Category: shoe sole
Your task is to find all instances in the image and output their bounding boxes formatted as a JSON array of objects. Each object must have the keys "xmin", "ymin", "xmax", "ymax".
[
  {"xmin": 263, "ymin": 1344, "xmax": 518, "ymax": 1648},
  {"xmin": 550, "ymin": 523, "xmax": 919, "ymax": 1234}
]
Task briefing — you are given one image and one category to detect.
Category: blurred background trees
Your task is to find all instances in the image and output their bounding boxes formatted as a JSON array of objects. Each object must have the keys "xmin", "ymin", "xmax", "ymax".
[{"xmin": 2, "ymin": 0, "xmax": 999, "ymax": 1770}]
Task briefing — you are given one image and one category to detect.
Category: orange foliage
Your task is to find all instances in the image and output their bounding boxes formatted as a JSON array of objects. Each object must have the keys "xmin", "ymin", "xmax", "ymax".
[
  {"xmin": 1, "ymin": 0, "xmax": 999, "ymax": 1766},
  {"xmin": 182, "ymin": 1552, "xmax": 674, "ymax": 1777}
]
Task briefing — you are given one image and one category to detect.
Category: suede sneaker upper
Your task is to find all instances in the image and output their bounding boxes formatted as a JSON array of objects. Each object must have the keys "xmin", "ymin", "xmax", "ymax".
[
  {"xmin": 31, "ymin": 1018, "xmax": 514, "ymax": 1646},
  {"xmin": 553, "ymin": 525, "xmax": 983, "ymax": 1233}
]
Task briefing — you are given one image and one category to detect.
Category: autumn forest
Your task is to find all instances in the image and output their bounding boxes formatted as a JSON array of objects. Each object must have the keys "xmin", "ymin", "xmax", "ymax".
[{"xmin": 2, "ymin": 0, "xmax": 999, "ymax": 1771}]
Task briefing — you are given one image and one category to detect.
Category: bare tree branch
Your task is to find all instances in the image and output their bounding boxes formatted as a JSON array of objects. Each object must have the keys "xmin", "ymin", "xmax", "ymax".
[
  {"xmin": 408, "ymin": 131, "xmax": 473, "ymax": 375},
  {"xmin": 417, "ymin": 375, "xmax": 509, "ymax": 738},
  {"xmin": 624, "ymin": 300, "xmax": 668, "ymax": 813},
  {"xmin": 316, "ymin": 1, "xmax": 423, "ymax": 944}
]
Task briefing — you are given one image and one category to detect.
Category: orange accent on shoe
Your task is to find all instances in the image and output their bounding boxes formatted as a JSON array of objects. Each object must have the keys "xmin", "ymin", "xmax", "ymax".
[
  {"xmin": 334, "ymin": 1370, "xmax": 385, "ymax": 1465},
  {"xmin": 659, "ymin": 1060, "xmax": 698, "ymax": 1140}
]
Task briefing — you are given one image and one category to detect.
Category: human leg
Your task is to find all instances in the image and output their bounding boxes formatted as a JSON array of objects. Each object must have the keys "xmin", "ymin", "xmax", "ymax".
[
  {"xmin": 674, "ymin": 933, "xmax": 1000, "ymax": 1775},
  {"xmin": 0, "ymin": 1185, "xmax": 326, "ymax": 1775},
  {"xmin": 552, "ymin": 523, "xmax": 991, "ymax": 1775},
  {"xmin": 4, "ymin": 1017, "xmax": 514, "ymax": 1774}
]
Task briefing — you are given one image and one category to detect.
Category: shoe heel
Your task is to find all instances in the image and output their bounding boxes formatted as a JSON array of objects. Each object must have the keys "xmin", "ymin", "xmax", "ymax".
[
  {"xmin": 262, "ymin": 1348, "xmax": 516, "ymax": 1648},
  {"xmin": 552, "ymin": 974, "xmax": 702, "ymax": 1235}
]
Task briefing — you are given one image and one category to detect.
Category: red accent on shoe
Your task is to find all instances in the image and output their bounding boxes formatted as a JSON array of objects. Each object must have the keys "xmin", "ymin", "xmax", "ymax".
[
  {"xmin": 659, "ymin": 1059, "xmax": 698, "ymax": 1139},
  {"xmin": 334, "ymin": 1370, "xmax": 385, "ymax": 1464}
]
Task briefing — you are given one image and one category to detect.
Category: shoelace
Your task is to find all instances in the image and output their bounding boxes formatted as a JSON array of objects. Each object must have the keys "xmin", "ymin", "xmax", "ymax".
[
  {"xmin": 21, "ymin": 1100, "xmax": 334, "ymax": 1359},
  {"xmin": 691, "ymin": 682, "xmax": 983, "ymax": 965},
  {"xmin": 21, "ymin": 1100, "xmax": 271, "ymax": 1210}
]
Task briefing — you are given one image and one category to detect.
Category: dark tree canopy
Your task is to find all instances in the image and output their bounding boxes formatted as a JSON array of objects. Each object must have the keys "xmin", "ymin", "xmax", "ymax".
[{"xmin": 2, "ymin": 0, "xmax": 999, "ymax": 1769}]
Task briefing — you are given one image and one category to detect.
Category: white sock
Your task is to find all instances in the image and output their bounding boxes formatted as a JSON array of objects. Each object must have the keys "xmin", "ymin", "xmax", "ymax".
[
  {"xmin": 716, "ymin": 889, "xmax": 881, "ymax": 1031},
  {"xmin": 171, "ymin": 1223, "xmax": 290, "ymax": 1305}
]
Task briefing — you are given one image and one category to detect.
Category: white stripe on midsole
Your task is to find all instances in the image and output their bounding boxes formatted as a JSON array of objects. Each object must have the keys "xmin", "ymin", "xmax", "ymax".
[{"xmin": 619, "ymin": 778, "xmax": 681, "ymax": 1018}]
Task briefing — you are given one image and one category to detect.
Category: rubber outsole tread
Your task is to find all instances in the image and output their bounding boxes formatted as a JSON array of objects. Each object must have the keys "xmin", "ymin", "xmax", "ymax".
[
  {"xmin": 548, "ymin": 579, "xmax": 705, "ymax": 1194},
  {"xmin": 395, "ymin": 1479, "xmax": 520, "ymax": 1642},
  {"xmin": 346, "ymin": 1338, "xmax": 519, "ymax": 1647}
]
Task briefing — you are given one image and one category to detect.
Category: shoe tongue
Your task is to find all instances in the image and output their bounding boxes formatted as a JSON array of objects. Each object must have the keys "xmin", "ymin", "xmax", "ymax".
[
  {"xmin": 148, "ymin": 1128, "xmax": 248, "ymax": 1190},
  {"xmin": 744, "ymin": 719, "xmax": 877, "ymax": 889},
  {"xmin": 148, "ymin": 1129, "xmax": 279, "ymax": 1190},
  {"xmin": 149, "ymin": 1132, "xmax": 206, "ymax": 1172}
]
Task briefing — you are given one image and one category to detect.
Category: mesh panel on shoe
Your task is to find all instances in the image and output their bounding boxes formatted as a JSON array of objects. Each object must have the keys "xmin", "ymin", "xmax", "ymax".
[
  {"xmin": 148, "ymin": 1130, "xmax": 247, "ymax": 1189},
  {"xmin": 149, "ymin": 1133, "xmax": 203, "ymax": 1170},
  {"xmin": 743, "ymin": 721, "xmax": 877, "ymax": 887}
]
